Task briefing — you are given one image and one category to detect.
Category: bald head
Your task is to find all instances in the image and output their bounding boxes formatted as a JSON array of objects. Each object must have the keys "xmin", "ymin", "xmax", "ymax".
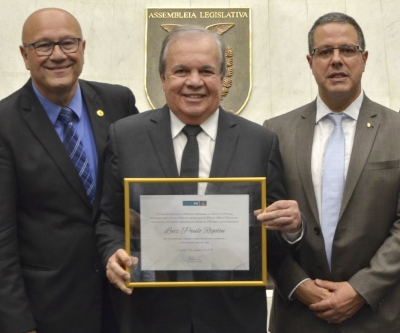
[
  {"xmin": 22, "ymin": 8, "xmax": 83, "ymax": 44},
  {"xmin": 20, "ymin": 8, "xmax": 85, "ymax": 106}
]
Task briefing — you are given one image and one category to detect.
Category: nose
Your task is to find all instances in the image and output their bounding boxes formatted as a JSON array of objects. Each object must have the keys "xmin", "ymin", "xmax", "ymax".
[
  {"xmin": 330, "ymin": 48, "xmax": 343, "ymax": 65},
  {"xmin": 185, "ymin": 71, "xmax": 203, "ymax": 87},
  {"xmin": 49, "ymin": 44, "xmax": 67, "ymax": 59}
]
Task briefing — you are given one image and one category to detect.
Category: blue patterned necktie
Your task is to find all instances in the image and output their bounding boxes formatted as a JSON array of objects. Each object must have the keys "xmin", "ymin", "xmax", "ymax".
[
  {"xmin": 321, "ymin": 113, "xmax": 345, "ymax": 270},
  {"xmin": 58, "ymin": 107, "xmax": 96, "ymax": 205}
]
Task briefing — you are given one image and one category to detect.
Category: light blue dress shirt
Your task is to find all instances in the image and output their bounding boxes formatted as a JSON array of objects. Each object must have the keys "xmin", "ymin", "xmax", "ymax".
[{"xmin": 32, "ymin": 82, "xmax": 98, "ymax": 183}]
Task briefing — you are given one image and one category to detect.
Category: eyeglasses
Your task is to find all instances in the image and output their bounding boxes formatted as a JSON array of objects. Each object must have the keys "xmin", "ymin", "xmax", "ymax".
[
  {"xmin": 311, "ymin": 44, "xmax": 363, "ymax": 59},
  {"xmin": 23, "ymin": 38, "xmax": 82, "ymax": 56}
]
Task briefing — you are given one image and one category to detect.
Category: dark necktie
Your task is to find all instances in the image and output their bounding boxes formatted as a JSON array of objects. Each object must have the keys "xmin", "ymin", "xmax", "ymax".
[
  {"xmin": 180, "ymin": 125, "xmax": 202, "ymax": 195},
  {"xmin": 167, "ymin": 125, "xmax": 202, "ymax": 282},
  {"xmin": 58, "ymin": 107, "xmax": 96, "ymax": 205}
]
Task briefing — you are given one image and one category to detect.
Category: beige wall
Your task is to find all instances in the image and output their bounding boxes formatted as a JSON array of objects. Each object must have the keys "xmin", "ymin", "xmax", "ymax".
[{"xmin": 1, "ymin": 0, "xmax": 399, "ymax": 124}]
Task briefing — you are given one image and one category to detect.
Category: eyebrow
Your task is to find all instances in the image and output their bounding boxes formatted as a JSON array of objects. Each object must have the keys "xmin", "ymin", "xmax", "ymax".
[
  {"xmin": 314, "ymin": 43, "xmax": 357, "ymax": 48},
  {"xmin": 170, "ymin": 64, "xmax": 217, "ymax": 71}
]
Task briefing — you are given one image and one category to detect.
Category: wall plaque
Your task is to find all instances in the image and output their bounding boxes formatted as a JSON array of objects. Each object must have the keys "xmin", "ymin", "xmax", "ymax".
[{"xmin": 145, "ymin": 8, "xmax": 252, "ymax": 114}]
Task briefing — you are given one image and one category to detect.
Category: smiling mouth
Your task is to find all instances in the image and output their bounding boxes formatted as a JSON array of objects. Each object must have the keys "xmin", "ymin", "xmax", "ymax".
[
  {"xmin": 47, "ymin": 64, "xmax": 72, "ymax": 71},
  {"xmin": 184, "ymin": 94, "xmax": 204, "ymax": 99}
]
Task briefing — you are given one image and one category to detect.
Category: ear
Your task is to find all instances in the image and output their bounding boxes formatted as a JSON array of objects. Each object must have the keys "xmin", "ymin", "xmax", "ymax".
[
  {"xmin": 160, "ymin": 72, "xmax": 166, "ymax": 91},
  {"xmin": 361, "ymin": 51, "xmax": 368, "ymax": 71},
  {"xmin": 306, "ymin": 54, "xmax": 313, "ymax": 69},
  {"xmin": 20, "ymin": 45, "xmax": 30, "ymax": 70},
  {"xmin": 159, "ymin": 72, "xmax": 165, "ymax": 82},
  {"xmin": 81, "ymin": 40, "xmax": 86, "ymax": 64}
]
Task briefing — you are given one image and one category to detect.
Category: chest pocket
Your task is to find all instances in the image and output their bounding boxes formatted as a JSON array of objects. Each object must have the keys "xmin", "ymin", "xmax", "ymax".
[{"xmin": 364, "ymin": 160, "xmax": 399, "ymax": 170}]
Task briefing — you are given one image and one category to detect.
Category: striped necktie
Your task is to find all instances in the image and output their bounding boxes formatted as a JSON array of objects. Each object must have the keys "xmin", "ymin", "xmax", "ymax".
[{"xmin": 58, "ymin": 107, "xmax": 96, "ymax": 205}]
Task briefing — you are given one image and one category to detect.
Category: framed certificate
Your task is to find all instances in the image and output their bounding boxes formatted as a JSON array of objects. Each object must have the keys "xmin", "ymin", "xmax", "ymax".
[{"xmin": 124, "ymin": 177, "xmax": 267, "ymax": 288}]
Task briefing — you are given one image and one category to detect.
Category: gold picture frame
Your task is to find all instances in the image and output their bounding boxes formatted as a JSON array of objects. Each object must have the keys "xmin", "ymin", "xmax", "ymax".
[{"xmin": 124, "ymin": 177, "xmax": 267, "ymax": 288}]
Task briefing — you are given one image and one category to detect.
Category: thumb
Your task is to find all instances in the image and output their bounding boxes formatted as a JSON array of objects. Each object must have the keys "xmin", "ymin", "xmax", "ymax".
[{"xmin": 315, "ymin": 279, "xmax": 336, "ymax": 290}]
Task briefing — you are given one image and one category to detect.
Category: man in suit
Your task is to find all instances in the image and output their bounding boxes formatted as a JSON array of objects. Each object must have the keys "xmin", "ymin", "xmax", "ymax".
[
  {"xmin": 264, "ymin": 12, "xmax": 400, "ymax": 332},
  {"xmin": 0, "ymin": 8, "xmax": 138, "ymax": 333},
  {"xmin": 96, "ymin": 25, "xmax": 303, "ymax": 333}
]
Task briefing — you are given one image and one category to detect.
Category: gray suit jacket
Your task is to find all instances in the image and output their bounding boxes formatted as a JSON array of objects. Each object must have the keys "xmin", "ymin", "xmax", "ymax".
[
  {"xmin": 0, "ymin": 79, "xmax": 138, "ymax": 333},
  {"xmin": 264, "ymin": 96, "xmax": 400, "ymax": 333},
  {"xmin": 96, "ymin": 105, "xmax": 290, "ymax": 333}
]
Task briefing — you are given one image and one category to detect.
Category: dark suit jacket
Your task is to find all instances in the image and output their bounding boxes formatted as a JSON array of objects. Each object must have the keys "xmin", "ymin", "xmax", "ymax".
[
  {"xmin": 264, "ymin": 96, "xmax": 400, "ymax": 333},
  {"xmin": 96, "ymin": 105, "xmax": 290, "ymax": 333},
  {"xmin": 0, "ymin": 79, "xmax": 138, "ymax": 333}
]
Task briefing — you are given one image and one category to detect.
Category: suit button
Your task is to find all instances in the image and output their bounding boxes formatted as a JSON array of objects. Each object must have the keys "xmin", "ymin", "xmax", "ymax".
[
  {"xmin": 314, "ymin": 227, "xmax": 320, "ymax": 235},
  {"xmin": 93, "ymin": 265, "xmax": 100, "ymax": 273}
]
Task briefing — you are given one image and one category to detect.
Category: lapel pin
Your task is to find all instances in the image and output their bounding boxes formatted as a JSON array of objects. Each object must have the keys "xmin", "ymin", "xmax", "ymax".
[
  {"xmin": 367, "ymin": 122, "xmax": 372, "ymax": 128},
  {"xmin": 97, "ymin": 110, "xmax": 104, "ymax": 117}
]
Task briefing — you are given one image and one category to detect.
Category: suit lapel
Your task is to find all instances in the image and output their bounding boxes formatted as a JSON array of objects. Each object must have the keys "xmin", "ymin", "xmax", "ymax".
[
  {"xmin": 295, "ymin": 102, "xmax": 320, "ymax": 224},
  {"xmin": 208, "ymin": 109, "xmax": 239, "ymax": 178},
  {"xmin": 204, "ymin": 109, "xmax": 239, "ymax": 195},
  {"xmin": 147, "ymin": 106, "xmax": 181, "ymax": 193},
  {"xmin": 21, "ymin": 81, "xmax": 91, "ymax": 207},
  {"xmin": 146, "ymin": 108, "xmax": 238, "ymax": 194},
  {"xmin": 80, "ymin": 80, "xmax": 109, "ymax": 166},
  {"xmin": 79, "ymin": 80, "xmax": 111, "ymax": 208},
  {"xmin": 340, "ymin": 96, "xmax": 379, "ymax": 217}
]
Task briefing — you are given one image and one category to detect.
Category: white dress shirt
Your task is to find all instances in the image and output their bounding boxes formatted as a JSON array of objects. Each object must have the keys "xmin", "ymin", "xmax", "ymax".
[
  {"xmin": 289, "ymin": 91, "xmax": 363, "ymax": 299},
  {"xmin": 170, "ymin": 109, "xmax": 219, "ymax": 194},
  {"xmin": 312, "ymin": 92, "xmax": 363, "ymax": 223},
  {"xmin": 170, "ymin": 109, "xmax": 303, "ymax": 248}
]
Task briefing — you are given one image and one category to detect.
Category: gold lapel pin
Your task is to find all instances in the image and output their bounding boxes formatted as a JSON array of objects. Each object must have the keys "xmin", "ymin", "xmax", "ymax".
[
  {"xmin": 367, "ymin": 122, "xmax": 371, "ymax": 128},
  {"xmin": 97, "ymin": 110, "xmax": 104, "ymax": 117}
]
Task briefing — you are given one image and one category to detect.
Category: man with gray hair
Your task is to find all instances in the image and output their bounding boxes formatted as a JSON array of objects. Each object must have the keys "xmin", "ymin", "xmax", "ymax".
[
  {"xmin": 96, "ymin": 25, "xmax": 303, "ymax": 333},
  {"xmin": 264, "ymin": 12, "xmax": 400, "ymax": 332}
]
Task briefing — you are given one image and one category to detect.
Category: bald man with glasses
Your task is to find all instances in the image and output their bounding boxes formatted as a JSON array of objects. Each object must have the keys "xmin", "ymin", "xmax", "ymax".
[{"xmin": 0, "ymin": 8, "xmax": 138, "ymax": 333}]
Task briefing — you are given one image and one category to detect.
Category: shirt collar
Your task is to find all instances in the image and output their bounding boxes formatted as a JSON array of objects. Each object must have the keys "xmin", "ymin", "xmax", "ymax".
[
  {"xmin": 32, "ymin": 82, "xmax": 83, "ymax": 124},
  {"xmin": 170, "ymin": 109, "xmax": 219, "ymax": 141},
  {"xmin": 315, "ymin": 90, "xmax": 364, "ymax": 123}
]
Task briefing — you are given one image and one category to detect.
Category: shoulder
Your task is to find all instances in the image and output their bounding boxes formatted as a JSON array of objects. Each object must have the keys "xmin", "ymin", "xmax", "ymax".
[
  {"xmin": 0, "ymin": 81, "xmax": 31, "ymax": 109},
  {"xmin": 79, "ymin": 79, "xmax": 133, "ymax": 98},
  {"xmin": 263, "ymin": 101, "xmax": 316, "ymax": 132},
  {"xmin": 79, "ymin": 79, "xmax": 138, "ymax": 115},
  {"xmin": 358, "ymin": 95, "xmax": 400, "ymax": 134},
  {"xmin": 0, "ymin": 89, "xmax": 22, "ymax": 105},
  {"xmin": 112, "ymin": 107, "xmax": 166, "ymax": 132},
  {"xmin": 81, "ymin": 80, "xmax": 128, "ymax": 92},
  {"xmin": 220, "ymin": 109, "xmax": 277, "ymax": 139},
  {"xmin": 106, "ymin": 108, "xmax": 167, "ymax": 150},
  {"xmin": 0, "ymin": 91, "xmax": 21, "ymax": 112},
  {"xmin": 363, "ymin": 96, "xmax": 399, "ymax": 118},
  {"xmin": 0, "ymin": 81, "xmax": 35, "ymax": 124}
]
